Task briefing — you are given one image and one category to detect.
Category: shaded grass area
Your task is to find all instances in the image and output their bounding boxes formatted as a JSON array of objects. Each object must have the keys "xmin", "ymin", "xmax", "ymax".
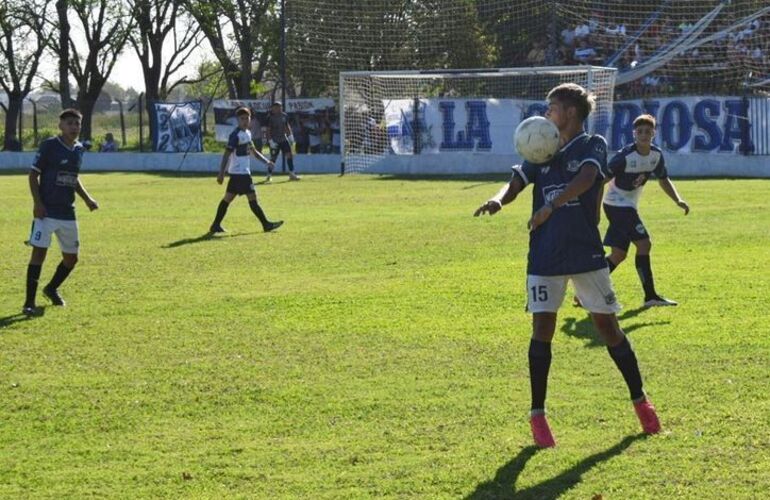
[{"xmin": 1, "ymin": 174, "xmax": 768, "ymax": 498}]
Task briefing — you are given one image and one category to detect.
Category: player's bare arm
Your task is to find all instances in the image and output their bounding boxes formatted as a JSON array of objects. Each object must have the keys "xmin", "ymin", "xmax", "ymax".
[
  {"xmin": 474, "ymin": 175, "xmax": 524, "ymax": 216},
  {"xmin": 658, "ymin": 177, "xmax": 689, "ymax": 214},
  {"xmin": 528, "ymin": 164, "xmax": 598, "ymax": 230},
  {"xmin": 217, "ymin": 149, "xmax": 232, "ymax": 184},
  {"xmin": 75, "ymin": 179, "xmax": 98, "ymax": 211},
  {"xmin": 28, "ymin": 169, "xmax": 46, "ymax": 218},
  {"xmin": 250, "ymin": 144, "xmax": 275, "ymax": 169}
]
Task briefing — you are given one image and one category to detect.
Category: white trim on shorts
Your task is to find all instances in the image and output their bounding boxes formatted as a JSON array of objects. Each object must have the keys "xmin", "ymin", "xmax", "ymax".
[
  {"xmin": 526, "ymin": 267, "xmax": 621, "ymax": 315},
  {"xmin": 29, "ymin": 217, "xmax": 80, "ymax": 254}
]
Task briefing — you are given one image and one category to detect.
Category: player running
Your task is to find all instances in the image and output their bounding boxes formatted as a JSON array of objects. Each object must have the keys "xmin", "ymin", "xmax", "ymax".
[
  {"xmin": 266, "ymin": 101, "xmax": 300, "ymax": 182},
  {"xmin": 603, "ymin": 114, "xmax": 690, "ymax": 308},
  {"xmin": 22, "ymin": 108, "xmax": 99, "ymax": 316},
  {"xmin": 209, "ymin": 106, "xmax": 283, "ymax": 234},
  {"xmin": 474, "ymin": 83, "xmax": 660, "ymax": 448}
]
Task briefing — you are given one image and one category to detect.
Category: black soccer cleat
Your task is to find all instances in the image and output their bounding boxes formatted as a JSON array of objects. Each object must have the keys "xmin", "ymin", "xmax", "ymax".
[
  {"xmin": 263, "ymin": 220, "xmax": 284, "ymax": 232},
  {"xmin": 209, "ymin": 224, "xmax": 227, "ymax": 234},
  {"xmin": 22, "ymin": 305, "xmax": 43, "ymax": 317},
  {"xmin": 43, "ymin": 286, "xmax": 66, "ymax": 306}
]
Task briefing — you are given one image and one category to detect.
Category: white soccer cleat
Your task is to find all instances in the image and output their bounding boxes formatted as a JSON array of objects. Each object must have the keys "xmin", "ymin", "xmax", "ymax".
[{"xmin": 643, "ymin": 295, "xmax": 678, "ymax": 308}]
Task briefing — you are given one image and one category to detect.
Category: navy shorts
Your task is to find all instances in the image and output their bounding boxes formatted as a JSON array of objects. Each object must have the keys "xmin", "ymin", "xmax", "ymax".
[
  {"xmin": 270, "ymin": 140, "xmax": 292, "ymax": 159},
  {"xmin": 226, "ymin": 174, "xmax": 256, "ymax": 195},
  {"xmin": 603, "ymin": 204, "xmax": 649, "ymax": 252}
]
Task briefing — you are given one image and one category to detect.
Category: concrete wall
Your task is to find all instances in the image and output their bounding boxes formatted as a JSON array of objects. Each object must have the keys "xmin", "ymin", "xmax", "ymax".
[{"xmin": 0, "ymin": 151, "xmax": 767, "ymax": 177}]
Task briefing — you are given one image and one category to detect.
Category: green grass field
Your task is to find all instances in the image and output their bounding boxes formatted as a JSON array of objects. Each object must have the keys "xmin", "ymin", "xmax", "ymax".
[{"xmin": 1, "ymin": 173, "xmax": 768, "ymax": 498}]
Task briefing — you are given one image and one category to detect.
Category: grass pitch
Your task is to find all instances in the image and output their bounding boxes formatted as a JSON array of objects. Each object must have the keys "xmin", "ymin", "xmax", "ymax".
[{"xmin": 1, "ymin": 172, "xmax": 768, "ymax": 498}]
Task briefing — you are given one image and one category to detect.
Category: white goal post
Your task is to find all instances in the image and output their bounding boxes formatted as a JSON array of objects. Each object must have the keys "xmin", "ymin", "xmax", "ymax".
[{"xmin": 339, "ymin": 66, "xmax": 617, "ymax": 174}]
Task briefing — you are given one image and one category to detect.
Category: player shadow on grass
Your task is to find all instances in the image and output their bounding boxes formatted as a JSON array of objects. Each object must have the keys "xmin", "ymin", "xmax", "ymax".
[
  {"xmin": 162, "ymin": 232, "xmax": 258, "ymax": 249},
  {"xmin": 0, "ymin": 309, "xmax": 46, "ymax": 329},
  {"xmin": 562, "ymin": 306, "xmax": 670, "ymax": 348},
  {"xmin": 466, "ymin": 434, "xmax": 644, "ymax": 499}
]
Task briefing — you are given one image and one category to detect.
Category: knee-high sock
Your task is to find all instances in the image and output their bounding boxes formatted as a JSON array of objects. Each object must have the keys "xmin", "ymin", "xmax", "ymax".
[
  {"xmin": 606, "ymin": 258, "xmax": 617, "ymax": 273},
  {"xmin": 529, "ymin": 339, "xmax": 552, "ymax": 412},
  {"xmin": 212, "ymin": 200, "xmax": 229, "ymax": 227},
  {"xmin": 25, "ymin": 264, "xmax": 42, "ymax": 307},
  {"xmin": 287, "ymin": 157, "xmax": 295, "ymax": 172},
  {"xmin": 635, "ymin": 254, "xmax": 656, "ymax": 299},
  {"xmin": 607, "ymin": 337, "xmax": 645, "ymax": 401},
  {"xmin": 47, "ymin": 262, "xmax": 74, "ymax": 290},
  {"xmin": 248, "ymin": 199, "xmax": 269, "ymax": 227}
]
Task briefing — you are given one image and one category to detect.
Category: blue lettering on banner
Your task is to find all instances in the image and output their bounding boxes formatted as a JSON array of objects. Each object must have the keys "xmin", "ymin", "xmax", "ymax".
[
  {"xmin": 661, "ymin": 101, "xmax": 692, "ymax": 151},
  {"xmin": 524, "ymin": 103, "xmax": 548, "ymax": 120},
  {"xmin": 440, "ymin": 101, "xmax": 492, "ymax": 151},
  {"xmin": 693, "ymin": 99, "xmax": 722, "ymax": 152},
  {"xmin": 641, "ymin": 101, "xmax": 661, "ymax": 146},
  {"xmin": 611, "ymin": 102, "xmax": 642, "ymax": 150},
  {"xmin": 466, "ymin": 101, "xmax": 492, "ymax": 151},
  {"xmin": 721, "ymin": 99, "xmax": 754, "ymax": 153}
]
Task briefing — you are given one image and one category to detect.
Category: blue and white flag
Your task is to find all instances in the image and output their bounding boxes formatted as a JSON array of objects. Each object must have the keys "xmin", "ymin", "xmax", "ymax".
[{"xmin": 151, "ymin": 101, "xmax": 203, "ymax": 153}]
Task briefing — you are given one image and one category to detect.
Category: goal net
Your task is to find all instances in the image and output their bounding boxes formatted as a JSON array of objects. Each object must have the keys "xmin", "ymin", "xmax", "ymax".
[
  {"xmin": 287, "ymin": 1, "xmax": 769, "ymax": 98},
  {"xmin": 339, "ymin": 66, "xmax": 617, "ymax": 174}
]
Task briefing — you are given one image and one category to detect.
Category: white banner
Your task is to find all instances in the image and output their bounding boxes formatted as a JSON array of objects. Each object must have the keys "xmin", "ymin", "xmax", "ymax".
[
  {"xmin": 151, "ymin": 101, "xmax": 202, "ymax": 153},
  {"xmin": 383, "ymin": 96, "xmax": 765, "ymax": 155}
]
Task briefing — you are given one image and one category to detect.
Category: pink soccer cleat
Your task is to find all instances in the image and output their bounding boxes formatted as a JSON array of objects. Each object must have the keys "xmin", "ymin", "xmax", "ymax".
[
  {"xmin": 634, "ymin": 399, "xmax": 661, "ymax": 434},
  {"xmin": 530, "ymin": 413, "xmax": 556, "ymax": 448}
]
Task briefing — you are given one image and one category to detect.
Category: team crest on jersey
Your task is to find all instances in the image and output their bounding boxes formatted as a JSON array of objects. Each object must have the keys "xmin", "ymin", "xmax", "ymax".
[
  {"xmin": 543, "ymin": 184, "xmax": 579, "ymax": 207},
  {"xmin": 594, "ymin": 141, "xmax": 606, "ymax": 155},
  {"xmin": 566, "ymin": 160, "xmax": 580, "ymax": 172},
  {"xmin": 636, "ymin": 223, "xmax": 646, "ymax": 234},
  {"xmin": 604, "ymin": 291, "xmax": 617, "ymax": 305},
  {"xmin": 540, "ymin": 166, "xmax": 551, "ymax": 174}
]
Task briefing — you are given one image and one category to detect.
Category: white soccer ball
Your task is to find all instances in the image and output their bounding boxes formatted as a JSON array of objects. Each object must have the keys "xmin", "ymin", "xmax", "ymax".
[{"xmin": 514, "ymin": 116, "xmax": 560, "ymax": 164}]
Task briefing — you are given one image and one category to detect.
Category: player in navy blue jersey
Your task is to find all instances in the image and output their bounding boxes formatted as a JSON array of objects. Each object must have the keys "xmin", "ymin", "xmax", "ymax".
[
  {"xmin": 603, "ymin": 114, "xmax": 690, "ymax": 308},
  {"xmin": 22, "ymin": 109, "xmax": 99, "ymax": 316},
  {"xmin": 209, "ymin": 106, "xmax": 283, "ymax": 234},
  {"xmin": 474, "ymin": 83, "xmax": 660, "ymax": 447}
]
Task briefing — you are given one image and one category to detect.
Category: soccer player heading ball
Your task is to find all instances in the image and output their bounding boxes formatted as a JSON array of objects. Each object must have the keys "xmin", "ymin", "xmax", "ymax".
[
  {"xmin": 23, "ymin": 108, "xmax": 99, "ymax": 316},
  {"xmin": 210, "ymin": 106, "xmax": 283, "ymax": 234},
  {"xmin": 603, "ymin": 114, "xmax": 690, "ymax": 308},
  {"xmin": 474, "ymin": 83, "xmax": 660, "ymax": 448}
]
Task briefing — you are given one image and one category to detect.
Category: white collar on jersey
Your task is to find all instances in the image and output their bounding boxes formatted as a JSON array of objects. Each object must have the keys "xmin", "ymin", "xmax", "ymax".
[
  {"xmin": 559, "ymin": 132, "xmax": 588, "ymax": 152},
  {"xmin": 56, "ymin": 136, "xmax": 82, "ymax": 151}
]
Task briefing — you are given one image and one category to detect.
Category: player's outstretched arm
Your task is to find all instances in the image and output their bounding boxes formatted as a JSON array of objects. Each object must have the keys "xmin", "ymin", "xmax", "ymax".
[
  {"xmin": 250, "ymin": 144, "xmax": 275, "ymax": 169},
  {"xmin": 528, "ymin": 164, "xmax": 598, "ymax": 230},
  {"xmin": 474, "ymin": 176, "xmax": 524, "ymax": 216},
  {"xmin": 75, "ymin": 179, "xmax": 98, "ymax": 211},
  {"xmin": 658, "ymin": 177, "xmax": 689, "ymax": 215}
]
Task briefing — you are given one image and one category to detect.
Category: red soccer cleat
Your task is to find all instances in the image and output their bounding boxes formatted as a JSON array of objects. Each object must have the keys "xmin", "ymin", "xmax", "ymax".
[
  {"xmin": 634, "ymin": 399, "xmax": 661, "ymax": 434},
  {"xmin": 530, "ymin": 413, "xmax": 556, "ymax": 448}
]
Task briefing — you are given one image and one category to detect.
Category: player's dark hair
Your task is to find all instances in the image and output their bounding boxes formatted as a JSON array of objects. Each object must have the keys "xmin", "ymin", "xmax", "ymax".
[
  {"xmin": 59, "ymin": 108, "xmax": 82, "ymax": 121},
  {"xmin": 235, "ymin": 106, "xmax": 251, "ymax": 117},
  {"xmin": 633, "ymin": 114, "xmax": 656, "ymax": 129},
  {"xmin": 546, "ymin": 83, "xmax": 596, "ymax": 121}
]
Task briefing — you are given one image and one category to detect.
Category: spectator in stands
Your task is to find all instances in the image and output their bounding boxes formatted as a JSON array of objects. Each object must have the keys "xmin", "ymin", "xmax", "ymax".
[
  {"xmin": 99, "ymin": 133, "xmax": 118, "ymax": 152},
  {"xmin": 82, "ymin": 140, "xmax": 93, "ymax": 151},
  {"xmin": 574, "ymin": 21, "xmax": 591, "ymax": 40},
  {"xmin": 329, "ymin": 112, "xmax": 341, "ymax": 154},
  {"xmin": 574, "ymin": 39, "xmax": 599, "ymax": 64},
  {"xmin": 304, "ymin": 113, "xmax": 322, "ymax": 154},
  {"xmin": 527, "ymin": 39, "xmax": 547, "ymax": 66},
  {"xmin": 292, "ymin": 114, "xmax": 309, "ymax": 154},
  {"xmin": 319, "ymin": 113, "xmax": 332, "ymax": 153}
]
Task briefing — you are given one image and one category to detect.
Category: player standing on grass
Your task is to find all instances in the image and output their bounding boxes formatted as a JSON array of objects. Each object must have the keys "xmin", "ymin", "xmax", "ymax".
[
  {"xmin": 474, "ymin": 83, "xmax": 660, "ymax": 448},
  {"xmin": 266, "ymin": 102, "xmax": 300, "ymax": 182},
  {"xmin": 603, "ymin": 114, "xmax": 689, "ymax": 308},
  {"xmin": 209, "ymin": 106, "xmax": 283, "ymax": 234},
  {"xmin": 22, "ymin": 108, "xmax": 99, "ymax": 316}
]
